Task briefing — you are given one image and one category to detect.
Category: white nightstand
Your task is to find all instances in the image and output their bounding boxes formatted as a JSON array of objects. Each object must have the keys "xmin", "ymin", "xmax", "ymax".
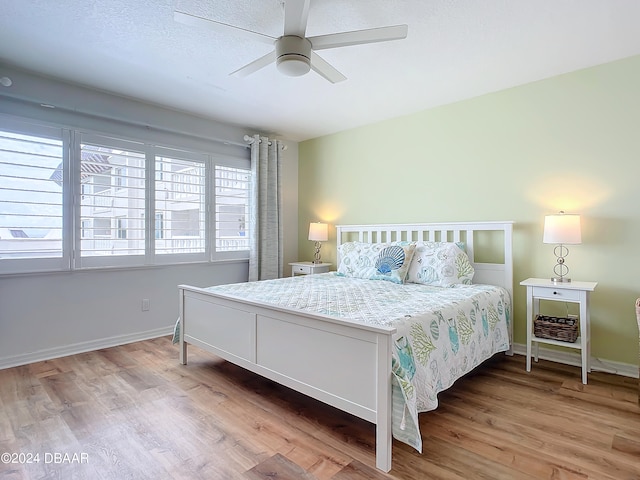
[
  {"xmin": 289, "ymin": 261, "xmax": 331, "ymax": 276},
  {"xmin": 520, "ymin": 278, "xmax": 597, "ymax": 384}
]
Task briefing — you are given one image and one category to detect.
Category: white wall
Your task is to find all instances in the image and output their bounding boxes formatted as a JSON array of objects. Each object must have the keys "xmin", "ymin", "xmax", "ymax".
[
  {"xmin": 0, "ymin": 66, "xmax": 299, "ymax": 368},
  {"xmin": 0, "ymin": 263, "xmax": 243, "ymax": 367}
]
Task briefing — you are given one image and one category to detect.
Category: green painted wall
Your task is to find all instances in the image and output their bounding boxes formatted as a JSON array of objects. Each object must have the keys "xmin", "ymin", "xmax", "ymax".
[{"xmin": 298, "ymin": 54, "xmax": 640, "ymax": 366}]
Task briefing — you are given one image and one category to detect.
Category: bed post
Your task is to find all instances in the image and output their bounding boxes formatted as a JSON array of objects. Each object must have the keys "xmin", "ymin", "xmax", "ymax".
[
  {"xmin": 376, "ymin": 332, "xmax": 393, "ymax": 472},
  {"xmin": 179, "ymin": 287, "xmax": 187, "ymax": 365},
  {"xmin": 504, "ymin": 222, "xmax": 514, "ymax": 356}
]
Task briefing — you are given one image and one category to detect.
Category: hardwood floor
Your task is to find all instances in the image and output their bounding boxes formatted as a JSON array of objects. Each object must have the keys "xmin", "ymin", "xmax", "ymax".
[{"xmin": 1, "ymin": 337, "xmax": 638, "ymax": 479}]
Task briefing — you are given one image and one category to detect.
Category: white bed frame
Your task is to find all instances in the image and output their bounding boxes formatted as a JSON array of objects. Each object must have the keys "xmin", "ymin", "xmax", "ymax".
[{"xmin": 178, "ymin": 221, "xmax": 513, "ymax": 472}]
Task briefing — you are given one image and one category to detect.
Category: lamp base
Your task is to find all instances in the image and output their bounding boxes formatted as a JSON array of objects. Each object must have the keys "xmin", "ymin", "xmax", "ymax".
[
  {"xmin": 551, "ymin": 245, "xmax": 572, "ymax": 284},
  {"xmin": 312, "ymin": 241, "xmax": 322, "ymax": 264}
]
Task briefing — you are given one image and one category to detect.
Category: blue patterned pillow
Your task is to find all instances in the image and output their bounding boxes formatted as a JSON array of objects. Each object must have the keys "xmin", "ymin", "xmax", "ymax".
[
  {"xmin": 337, "ymin": 241, "xmax": 416, "ymax": 284},
  {"xmin": 406, "ymin": 242, "xmax": 474, "ymax": 286}
]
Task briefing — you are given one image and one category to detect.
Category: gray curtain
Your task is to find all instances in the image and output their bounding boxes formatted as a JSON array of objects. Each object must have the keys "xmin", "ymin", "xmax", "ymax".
[{"xmin": 248, "ymin": 134, "xmax": 283, "ymax": 281}]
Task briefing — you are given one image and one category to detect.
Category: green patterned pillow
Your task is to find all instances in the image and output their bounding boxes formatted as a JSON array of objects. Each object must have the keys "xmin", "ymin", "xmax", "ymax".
[
  {"xmin": 337, "ymin": 241, "xmax": 416, "ymax": 284},
  {"xmin": 406, "ymin": 242, "xmax": 474, "ymax": 286}
]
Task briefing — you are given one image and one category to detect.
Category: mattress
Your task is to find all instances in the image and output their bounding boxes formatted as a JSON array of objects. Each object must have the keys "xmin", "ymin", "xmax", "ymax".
[{"xmin": 185, "ymin": 272, "xmax": 511, "ymax": 451}]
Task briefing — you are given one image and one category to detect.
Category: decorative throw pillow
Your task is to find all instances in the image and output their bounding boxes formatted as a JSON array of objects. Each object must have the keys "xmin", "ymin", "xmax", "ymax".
[
  {"xmin": 406, "ymin": 242, "xmax": 474, "ymax": 286},
  {"xmin": 337, "ymin": 241, "xmax": 416, "ymax": 284}
]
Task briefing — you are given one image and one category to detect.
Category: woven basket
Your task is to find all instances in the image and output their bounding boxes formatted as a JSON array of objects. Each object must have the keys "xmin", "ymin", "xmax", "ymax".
[{"xmin": 534, "ymin": 315, "xmax": 578, "ymax": 343}]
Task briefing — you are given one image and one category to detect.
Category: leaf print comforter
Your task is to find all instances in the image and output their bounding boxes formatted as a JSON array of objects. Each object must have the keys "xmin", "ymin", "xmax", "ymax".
[{"xmin": 202, "ymin": 272, "xmax": 511, "ymax": 452}]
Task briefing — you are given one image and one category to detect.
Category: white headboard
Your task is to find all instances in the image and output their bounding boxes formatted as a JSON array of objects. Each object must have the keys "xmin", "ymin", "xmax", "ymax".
[{"xmin": 335, "ymin": 221, "xmax": 514, "ymax": 297}]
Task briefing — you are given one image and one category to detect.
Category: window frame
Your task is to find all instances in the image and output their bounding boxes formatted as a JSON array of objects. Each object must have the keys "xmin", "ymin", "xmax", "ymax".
[
  {"xmin": 152, "ymin": 146, "xmax": 209, "ymax": 266},
  {"xmin": 0, "ymin": 115, "xmax": 251, "ymax": 275},
  {"xmin": 213, "ymin": 162, "xmax": 251, "ymax": 261},
  {"xmin": 0, "ymin": 118, "xmax": 71, "ymax": 275},
  {"xmin": 74, "ymin": 132, "xmax": 148, "ymax": 269}
]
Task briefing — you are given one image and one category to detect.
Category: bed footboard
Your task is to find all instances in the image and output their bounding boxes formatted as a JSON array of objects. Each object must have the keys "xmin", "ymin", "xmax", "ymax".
[{"xmin": 178, "ymin": 284, "xmax": 396, "ymax": 472}]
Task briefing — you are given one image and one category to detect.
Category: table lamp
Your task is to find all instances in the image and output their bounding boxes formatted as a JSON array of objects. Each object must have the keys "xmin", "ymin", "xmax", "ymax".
[
  {"xmin": 308, "ymin": 222, "xmax": 328, "ymax": 264},
  {"xmin": 543, "ymin": 211, "xmax": 581, "ymax": 283}
]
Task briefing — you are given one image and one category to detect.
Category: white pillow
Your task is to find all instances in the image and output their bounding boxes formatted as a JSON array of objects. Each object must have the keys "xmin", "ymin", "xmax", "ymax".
[{"xmin": 406, "ymin": 242, "xmax": 474, "ymax": 286}]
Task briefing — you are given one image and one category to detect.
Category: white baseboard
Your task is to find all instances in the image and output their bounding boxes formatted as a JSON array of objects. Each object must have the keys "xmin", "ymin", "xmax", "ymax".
[
  {"xmin": 511, "ymin": 342, "xmax": 639, "ymax": 379},
  {"xmin": 0, "ymin": 326, "xmax": 174, "ymax": 370}
]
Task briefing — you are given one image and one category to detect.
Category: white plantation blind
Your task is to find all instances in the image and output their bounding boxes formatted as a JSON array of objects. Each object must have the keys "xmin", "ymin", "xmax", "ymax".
[
  {"xmin": 155, "ymin": 155, "xmax": 206, "ymax": 256},
  {"xmin": 78, "ymin": 136, "xmax": 146, "ymax": 264},
  {"xmin": 0, "ymin": 116, "xmax": 251, "ymax": 274},
  {"xmin": 0, "ymin": 128, "xmax": 64, "ymax": 262},
  {"xmin": 215, "ymin": 165, "xmax": 250, "ymax": 252}
]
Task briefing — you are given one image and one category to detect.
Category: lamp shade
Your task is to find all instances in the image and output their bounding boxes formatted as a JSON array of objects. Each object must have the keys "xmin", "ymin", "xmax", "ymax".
[
  {"xmin": 543, "ymin": 213, "xmax": 582, "ymax": 245},
  {"xmin": 308, "ymin": 222, "xmax": 328, "ymax": 242}
]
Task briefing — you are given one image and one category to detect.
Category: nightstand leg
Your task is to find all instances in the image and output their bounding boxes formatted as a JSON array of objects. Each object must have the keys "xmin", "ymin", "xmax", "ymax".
[
  {"xmin": 580, "ymin": 292, "xmax": 589, "ymax": 384},
  {"xmin": 526, "ymin": 288, "xmax": 533, "ymax": 372},
  {"xmin": 532, "ymin": 297, "xmax": 541, "ymax": 363}
]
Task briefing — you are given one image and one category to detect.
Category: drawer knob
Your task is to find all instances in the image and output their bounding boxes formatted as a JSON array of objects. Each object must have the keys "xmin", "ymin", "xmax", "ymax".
[{"xmin": 553, "ymin": 291, "xmax": 558, "ymax": 295}]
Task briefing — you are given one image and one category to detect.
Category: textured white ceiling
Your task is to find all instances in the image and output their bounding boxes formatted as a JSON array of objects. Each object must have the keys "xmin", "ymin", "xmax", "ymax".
[{"xmin": 1, "ymin": 0, "xmax": 640, "ymax": 142}]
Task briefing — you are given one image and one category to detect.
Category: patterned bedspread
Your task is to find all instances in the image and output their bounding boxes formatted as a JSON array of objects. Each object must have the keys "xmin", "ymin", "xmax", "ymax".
[{"xmin": 181, "ymin": 272, "xmax": 511, "ymax": 451}]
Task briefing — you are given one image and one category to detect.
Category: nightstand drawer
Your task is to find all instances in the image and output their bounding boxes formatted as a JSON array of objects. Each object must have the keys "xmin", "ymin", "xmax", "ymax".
[
  {"xmin": 289, "ymin": 262, "xmax": 331, "ymax": 276},
  {"xmin": 292, "ymin": 264, "xmax": 311, "ymax": 275},
  {"xmin": 532, "ymin": 286, "xmax": 581, "ymax": 302}
]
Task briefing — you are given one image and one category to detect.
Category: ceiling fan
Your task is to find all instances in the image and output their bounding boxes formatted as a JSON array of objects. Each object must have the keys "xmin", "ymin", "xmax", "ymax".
[{"xmin": 174, "ymin": 0, "xmax": 408, "ymax": 83}]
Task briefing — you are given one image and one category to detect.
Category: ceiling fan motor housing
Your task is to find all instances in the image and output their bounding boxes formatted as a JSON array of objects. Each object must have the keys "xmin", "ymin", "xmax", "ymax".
[{"xmin": 276, "ymin": 36, "xmax": 312, "ymax": 76}]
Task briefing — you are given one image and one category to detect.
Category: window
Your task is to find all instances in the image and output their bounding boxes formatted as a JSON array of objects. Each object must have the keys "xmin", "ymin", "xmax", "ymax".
[
  {"xmin": 113, "ymin": 167, "xmax": 127, "ymax": 190},
  {"xmin": 155, "ymin": 159, "xmax": 165, "ymax": 181},
  {"xmin": 154, "ymin": 213, "xmax": 164, "ymax": 240},
  {"xmin": 93, "ymin": 174, "xmax": 110, "ymax": 194},
  {"xmin": 215, "ymin": 165, "xmax": 251, "ymax": 252},
  {"xmin": 93, "ymin": 218, "xmax": 111, "ymax": 237},
  {"xmin": 0, "ymin": 118, "xmax": 251, "ymax": 275},
  {"xmin": 155, "ymin": 154, "xmax": 205, "ymax": 257},
  {"xmin": 171, "ymin": 209, "xmax": 201, "ymax": 237},
  {"xmin": 78, "ymin": 135, "xmax": 146, "ymax": 266},
  {"xmin": 0, "ymin": 124, "xmax": 66, "ymax": 272},
  {"xmin": 116, "ymin": 217, "xmax": 127, "ymax": 239}
]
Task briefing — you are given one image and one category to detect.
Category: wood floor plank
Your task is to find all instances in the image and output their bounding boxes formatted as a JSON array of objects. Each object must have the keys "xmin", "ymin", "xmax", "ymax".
[
  {"xmin": 434, "ymin": 401, "xmax": 634, "ymax": 480},
  {"xmin": 244, "ymin": 453, "xmax": 318, "ymax": 480},
  {"xmin": 331, "ymin": 459, "xmax": 391, "ymax": 480},
  {"xmin": 448, "ymin": 368, "xmax": 638, "ymax": 443},
  {"xmin": 424, "ymin": 412, "xmax": 590, "ymax": 480},
  {"xmin": 442, "ymin": 384, "xmax": 618, "ymax": 453},
  {"xmin": 611, "ymin": 432, "xmax": 640, "ymax": 456},
  {"xmin": 198, "ymin": 358, "xmax": 379, "ymax": 471},
  {"xmin": 1, "ymin": 339, "xmax": 639, "ymax": 480},
  {"xmin": 432, "ymin": 374, "xmax": 640, "ymax": 479}
]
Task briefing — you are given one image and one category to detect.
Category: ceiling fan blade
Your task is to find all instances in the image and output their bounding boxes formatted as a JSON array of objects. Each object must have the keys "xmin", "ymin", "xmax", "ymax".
[
  {"xmin": 174, "ymin": 10, "xmax": 275, "ymax": 45},
  {"xmin": 230, "ymin": 50, "xmax": 277, "ymax": 77},
  {"xmin": 283, "ymin": 0, "xmax": 310, "ymax": 37},
  {"xmin": 309, "ymin": 24, "xmax": 408, "ymax": 50},
  {"xmin": 310, "ymin": 52, "xmax": 346, "ymax": 84}
]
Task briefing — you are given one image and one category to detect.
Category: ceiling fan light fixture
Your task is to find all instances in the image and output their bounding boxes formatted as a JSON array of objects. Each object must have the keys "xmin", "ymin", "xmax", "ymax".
[
  {"xmin": 276, "ymin": 35, "xmax": 311, "ymax": 77},
  {"xmin": 277, "ymin": 54, "xmax": 311, "ymax": 76}
]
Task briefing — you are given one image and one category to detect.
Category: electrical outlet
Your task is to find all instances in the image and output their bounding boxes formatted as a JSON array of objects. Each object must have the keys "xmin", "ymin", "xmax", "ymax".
[{"xmin": 142, "ymin": 299, "xmax": 150, "ymax": 311}]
